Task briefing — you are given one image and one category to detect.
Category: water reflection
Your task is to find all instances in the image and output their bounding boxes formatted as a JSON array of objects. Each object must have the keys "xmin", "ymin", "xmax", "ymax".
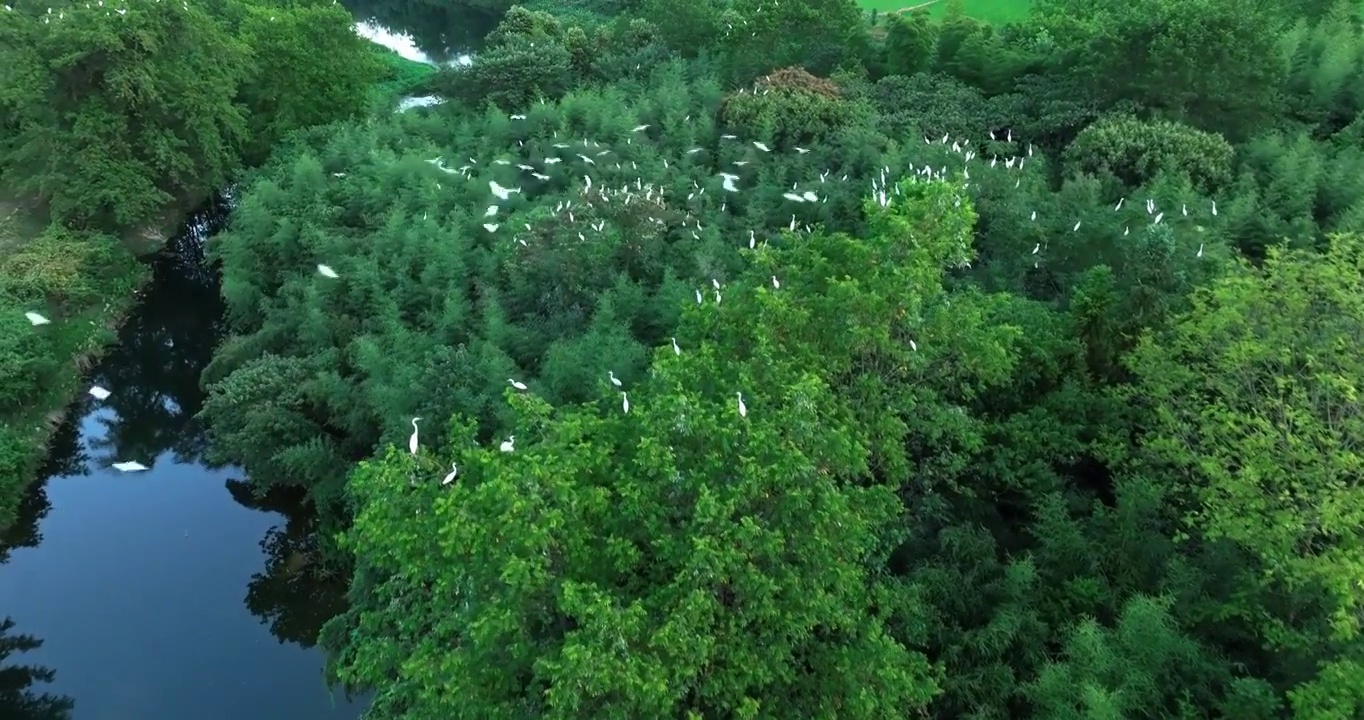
[
  {"xmin": 0, "ymin": 617, "xmax": 73, "ymax": 720},
  {"xmin": 85, "ymin": 201, "xmax": 230, "ymax": 473},
  {"xmin": 0, "ymin": 199, "xmax": 363, "ymax": 719},
  {"xmin": 229, "ymin": 481, "xmax": 350, "ymax": 650},
  {"xmin": 343, "ymin": 0, "xmax": 497, "ymax": 63}
]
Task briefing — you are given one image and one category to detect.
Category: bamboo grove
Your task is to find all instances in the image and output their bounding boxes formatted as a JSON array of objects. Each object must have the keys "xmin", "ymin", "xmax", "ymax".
[{"xmin": 10, "ymin": 0, "xmax": 1364, "ymax": 716}]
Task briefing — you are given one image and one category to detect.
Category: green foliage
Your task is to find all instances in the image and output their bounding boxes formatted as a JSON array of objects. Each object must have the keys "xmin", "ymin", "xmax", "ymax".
[
  {"xmin": 234, "ymin": 0, "xmax": 384, "ymax": 164},
  {"xmin": 883, "ymin": 11, "xmax": 937, "ymax": 76},
  {"xmin": 1064, "ymin": 116, "xmax": 1235, "ymax": 194},
  {"xmin": 0, "ymin": 0, "xmax": 250, "ymax": 231},
  {"xmin": 0, "ymin": 219, "xmax": 146, "ymax": 528}
]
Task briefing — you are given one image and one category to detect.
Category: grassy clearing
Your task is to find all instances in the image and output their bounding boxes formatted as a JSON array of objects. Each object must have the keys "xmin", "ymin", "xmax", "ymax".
[
  {"xmin": 370, "ymin": 45, "xmax": 439, "ymax": 110},
  {"xmin": 0, "ymin": 200, "xmax": 149, "ymax": 528},
  {"xmin": 860, "ymin": 0, "xmax": 1034, "ymax": 24}
]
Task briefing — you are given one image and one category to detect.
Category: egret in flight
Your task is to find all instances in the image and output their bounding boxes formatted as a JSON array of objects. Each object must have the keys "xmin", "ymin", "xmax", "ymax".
[
  {"xmin": 89, "ymin": 386, "xmax": 111, "ymax": 400},
  {"xmin": 408, "ymin": 418, "xmax": 421, "ymax": 455},
  {"xmin": 113, "ymin": 461, "xmax": 148, "ymax": 472}
]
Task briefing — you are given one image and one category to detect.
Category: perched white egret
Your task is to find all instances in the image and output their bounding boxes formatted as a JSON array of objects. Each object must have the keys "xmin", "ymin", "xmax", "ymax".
[
  {"xmin": 408, "ymin": 418, "xmax": 421, "ymax": 455},
  {"xmin": 1182, "ymin": 203, "xmax": 1188, "ymax": 217},
  {"xmin": 25, "ymin": 312, "xmax": 50, "ymax": 326},
  {"xmin": 113, "ymin": 461, "xmax": 148, "ymax": 472},
  {"xmin": 485, "ymin": 205, "xmax": 499, "ymax": 217},
  {"xmin": 1211, "ymin": 200, "xmax": 1218, "ymax": 216},
  {"xmin": 483, "ymin": 223, "xmax": 499, "ymax": 232},
  {"xmin": 499, "ymin": 436, "xmax": 515, "ymax": 452},
  {"xmin": 795, "ymin": 146, "xmax": 809, "ymax": 154},
  {"xmin": 1032, "ymin": 243, "xmax": 1040, "ymax": 254},
  {"xmin": 608, "ymin": 371, "xmax": 622, "ymax": 387},
  {"xmin": 737, "ymin": 392, "xmax": 747, "ymax": 418},
  {"xmin": 621, "ymin": 392, "xmax": 630, "ymax": 414},
  {"xmin": 910, "ymin": 339, "xmax": 918, "ymax": 352},
  {"xmin": 1197, "ymin": 243, "xmax": 1204, "ymax": 258},
  {"xmin": 753, "ymin": 141, "xmax": 771, "ymax": 152},
  {"xmin": 632, "ymin": 124, "xmax": 650, "ymax": 132},
  {"xmin": 1154, "ymin": 212, "xmax": 1164, "ymax": 224},
  {"xmin": 441, "ymin": 462, "xmax": 458, "ymax": 485},
  {"xmin": 771, "ymin": 275, "xmax": 780, "ymax": 289},
  {"xmin": 1029, "ymin": 210, "xmax": 1036, "ymax": 221},
  {"xmin": 509, "ymin": 378, "xmax": 528, "ymax": 391},
  {"xmin": 317, "ymin": 264, "xmax": 338, "ymax": 278},
  {"xmin": 695, "ymin": 289, "xmax": 703, "ymax": 304},
  {"xmin": 489, "ymin": 180, "xmax": 519, "ymax": 200},
  {"xmin": 1114, "ymin": 198, "xmax": 1124, "ymax": 211},
  {"xmin": 1073, "ymin": 220, "xmax": 1081, "ymax": 232},
  {"xmin": 89, "ymin": 386, "xmax": 111, "ymax": 400},
  {"xmin": 671, "ymin": 337, "xmax": 681, "ymax": 355}
]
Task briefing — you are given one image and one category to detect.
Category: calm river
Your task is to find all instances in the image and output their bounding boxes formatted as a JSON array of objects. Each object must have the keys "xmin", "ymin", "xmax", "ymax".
[{"xmin": 0, "ymin": 202, "xmax": 366, "ymax": 719}]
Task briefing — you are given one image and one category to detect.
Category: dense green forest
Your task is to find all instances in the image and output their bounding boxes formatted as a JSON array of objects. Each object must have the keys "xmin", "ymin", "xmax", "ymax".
[
  {"xmin": 7, "ymin": 0, "xmax": 1364, "ymax": 715},
  {"xmin": 0, "ymin": 0, "xmax": 431, "ymax": 526},
  {"xmin": 194, "ymin": 0, "xmax": 1364, "ymax": 714}
]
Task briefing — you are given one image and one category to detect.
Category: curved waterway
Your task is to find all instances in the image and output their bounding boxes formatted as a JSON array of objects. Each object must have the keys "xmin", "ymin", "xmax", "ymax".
[{"xmin": 0, "ymin": 202, "xmax": 367, "ymax": 719}]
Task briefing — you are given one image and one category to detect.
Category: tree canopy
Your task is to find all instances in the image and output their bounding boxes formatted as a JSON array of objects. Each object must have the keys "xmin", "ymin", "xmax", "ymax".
[{"xmin": 9, "ymin": 0, "xmax": 1364, "ymax": 716}]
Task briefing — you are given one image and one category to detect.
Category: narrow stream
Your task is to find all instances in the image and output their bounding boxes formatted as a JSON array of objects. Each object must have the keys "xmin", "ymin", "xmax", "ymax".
[{"xmin": 0, "ymin": 201, "xmax": 366, "ymax": 719}]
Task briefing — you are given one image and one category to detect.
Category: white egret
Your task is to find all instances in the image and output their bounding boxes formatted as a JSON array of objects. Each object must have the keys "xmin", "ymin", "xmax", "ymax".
[
  {"xmin": 1197, "ymin": 243, "xmax": 1204, "ymax": 258},
  {"xmin": 317, "ymin": 264, "xmax": 339, "ymax": 279},
  {"xmin": 483, "ymin": 223, "xmax": 499, "ymax": 233},
  {"xmin": 695, "ymin": 289, "xmax": 703, "ymax": 304},
  {"xmin": 1029, "ymin": 210, "xmax": 1036, "ymax": 221},
  {"xmin": 910, "ymin": 339, "xmax": 918, "ymax": 352},
  {"xmin": 441, "ymin": 462, "xmax": 458, "ymax": 485},
  {"xmin": 1032, "ymin": 243, "xmax": 1040, "ymax": 254},
  {"xmin": 671, "ymin": 337, "xmax": 681, "ymax": 355},
  {"xmin": 621, "ymin": 392, "xmax": 630, "ymax": 414},
  {"xmin": 753, "ymin": 141, "xmax": 771, "ymax": 152},
  {"xmin": 489, "ymin": 180, "xmax": 519, "ymax": 200},
  {"xmin": 113, "ymin": 461, "xmax": 148, "ymax": 472},
  {"xmin": 1211, "ymin": 200, "xmax": 1218, "ymax": 216},
  {"xmin": 608, "ymin": 371, "xmax": 622, "ymax": 388},
  {"xmin": 1154, "ymin": 212, "xmax": 1164, "ymax": 224},
  {"xmin": 485, "ymin": 205, "xmax": 499, "ymax": 217},
  {"xmin": 89, "ymin": 386, "xmax": 111, "ymax": 400},
  {"xmin": 736, "ymin": 392, "xmax": 747, "ymax": 418},
  {"xmin": 408, "ymin": 418, "xmax": 421, "ymax": 455},
  {"xmin": 499, "ymin": 436, "xmax": 515, "ymax": 452},
  {"xmin": 795, "ymin": 146, "xmax": 809, "ymax": 154},
  {"xmin": 25, "ymin": 312, "xmax": 50, "ymax": 326},
  {"xmin": 632, "ymin": 124, "xmax": 650, "ymax": 132},
  {"xmin": 1073, "ymin": 220, "xmax": 1081, "ymax": 232},
  {"xmin": 509, "ymin": 378, "xmax": 528, "ymax": 391},
  {"xmin": 1182, "ymin": 203, "xmax": 1188, "ymax": 217},
  {"xmin": 771, "ymin": 275, "xmax": 780, "ymax": 289}
]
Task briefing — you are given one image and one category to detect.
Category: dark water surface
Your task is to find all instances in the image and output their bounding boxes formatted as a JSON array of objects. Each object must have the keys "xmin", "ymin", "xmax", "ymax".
[{"xmin": 0, "ymin": 203, "xmax": 365, "ymax": 720}]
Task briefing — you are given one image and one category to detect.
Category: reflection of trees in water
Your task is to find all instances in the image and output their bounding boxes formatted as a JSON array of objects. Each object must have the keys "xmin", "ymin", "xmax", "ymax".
[
  {"xmin": 86, "ymin": 198, "xmax": 231, "ymax": 472},
  {"xmin": 1, "ymin": 433, "xmax": 77, "ymax": 720},
  {"xmin": 341, "ymin": 0, "xmax": 499, "ymax": 61},
  {"xmin": 0, "ymin": 618, "xmax": 73, "ymax": 720},
  {"xmin": 227, "ymin": 480, "xmax": 350, "ymax": 649}
]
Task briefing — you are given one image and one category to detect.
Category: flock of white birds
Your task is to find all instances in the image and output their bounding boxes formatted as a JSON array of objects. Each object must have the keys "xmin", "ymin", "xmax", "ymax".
[{"xmin": 15, "ymin": 65, "xmax": 1214, "ymax": 478}]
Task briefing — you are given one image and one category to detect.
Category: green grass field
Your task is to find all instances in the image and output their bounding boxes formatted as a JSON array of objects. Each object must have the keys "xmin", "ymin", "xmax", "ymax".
[{"xmin": 859, "ymin": 0, "xmax": 1033, "ymax": 25}]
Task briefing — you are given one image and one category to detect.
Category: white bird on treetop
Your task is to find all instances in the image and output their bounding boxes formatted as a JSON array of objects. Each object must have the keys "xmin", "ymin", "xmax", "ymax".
[
  {"xmin": 509, "ymin": 378, "xmax": 528, "ymax": 391},
  {"xmin": 408, "ymin": 418, "xmax": 421, "ymax": 455},
  {"xmin": 499, "ymin": 436, "xmax": 515, "ymax": 452},
  {"xmin": 441, "ymin": 462, "xmax": 458, "ymax": 485},
  {"xmin": 737, "ymin": 392, "xmax": 747, "ymax": 418},
  {"xmin": 317, "ymin": 264, "xmax": 338, "ymax": 278}
]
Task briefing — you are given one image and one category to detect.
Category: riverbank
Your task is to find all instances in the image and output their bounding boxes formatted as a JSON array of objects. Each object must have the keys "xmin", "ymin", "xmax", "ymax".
[{"xmin": 0, "ymin": 199, "xmax": 163, "ymax": 529}]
